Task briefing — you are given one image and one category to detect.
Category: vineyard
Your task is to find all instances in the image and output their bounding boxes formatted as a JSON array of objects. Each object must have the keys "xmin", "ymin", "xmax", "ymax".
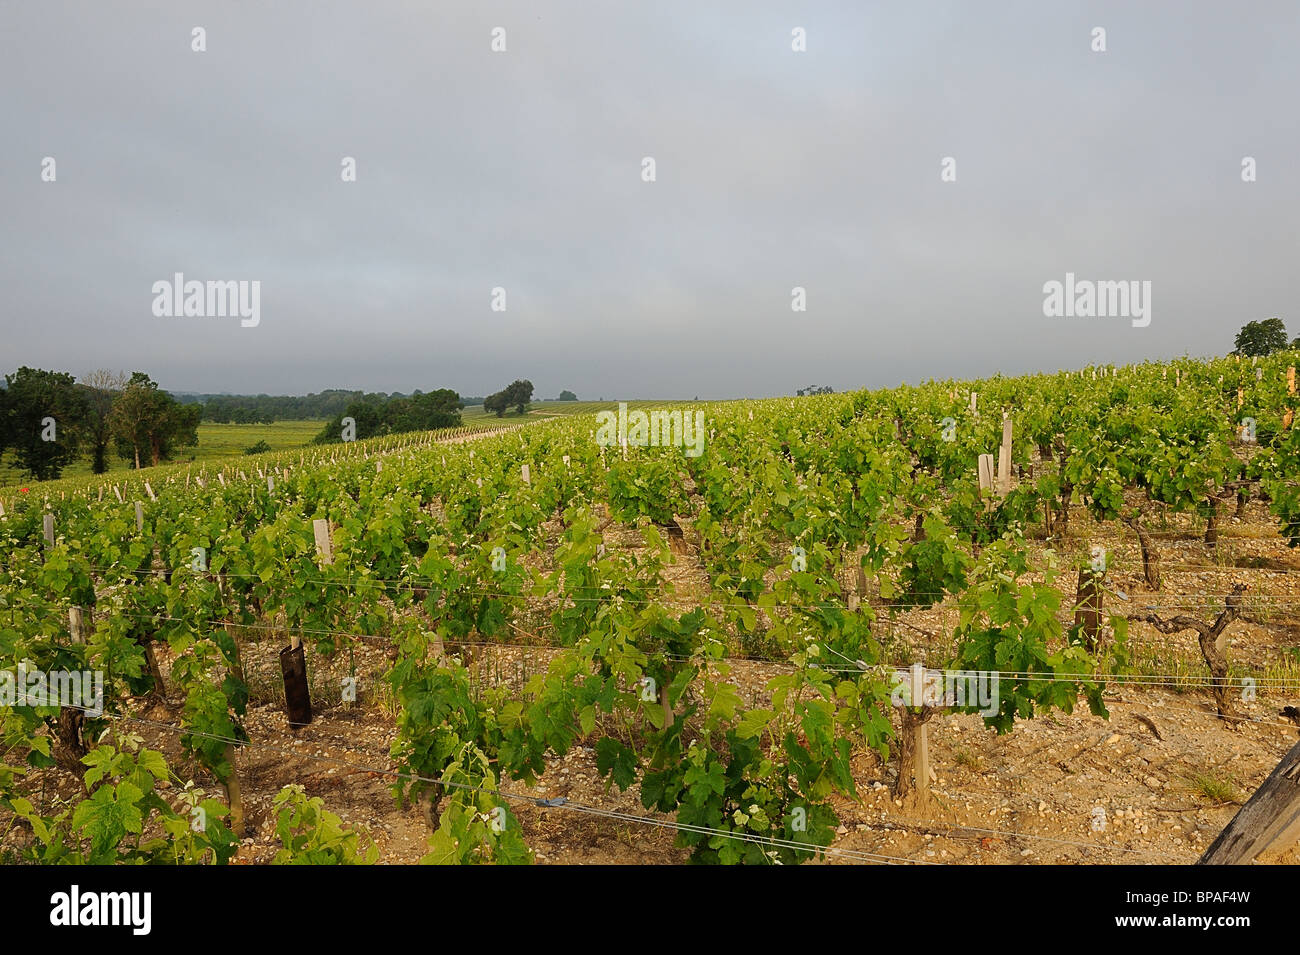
[{"xmin": 2, "ymin": 353, "xmax": 1299, "ymax": 866}]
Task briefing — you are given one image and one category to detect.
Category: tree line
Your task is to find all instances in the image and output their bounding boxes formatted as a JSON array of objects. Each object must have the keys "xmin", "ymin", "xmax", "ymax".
[
  {"xmin": 181, "ymin": 389, "xmax": 418, "ymax": 424},
  {"xmin": 187, "ymin": 380, "xmax": 572, "ymax": 425},
  {"xmin": 0, "ymin": 368, "xmax": 200, "ymax": 481},
  {"xmin": 313, "ymin": 389, "xmax": 463, "ymax": 444}
]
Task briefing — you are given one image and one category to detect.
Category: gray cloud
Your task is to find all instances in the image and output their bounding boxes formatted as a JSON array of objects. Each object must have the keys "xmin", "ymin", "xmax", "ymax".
[{"xmin": 2, "ymin": 1, "xmax": 1297, "ymax": 399}]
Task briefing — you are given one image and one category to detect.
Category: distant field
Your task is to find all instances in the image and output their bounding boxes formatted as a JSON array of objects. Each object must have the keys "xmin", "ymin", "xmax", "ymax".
[
  {"xmin": 0, "ymin": 401, "xmax": 706, "ymax": 491},
  {"xmin": 461, "ymin": 399, "xmax": 702, "ymax": 425},
  {"xmin": 0, "ymin": 420, "xmax": 325, "ymax": 490}
]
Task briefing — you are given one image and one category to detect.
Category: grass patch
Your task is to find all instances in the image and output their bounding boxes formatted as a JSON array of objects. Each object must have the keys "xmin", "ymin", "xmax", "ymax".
[
  {"xmin": 1182, "ymin": 772, "xmax": 1240, "ymax": 804},
  {"xmin": 0, "ymin": 420, "xmax": 325, "ymax": 491},
  {"xmin": 952, "ymin": 747, "xmax": 982, "ymax": 770}
]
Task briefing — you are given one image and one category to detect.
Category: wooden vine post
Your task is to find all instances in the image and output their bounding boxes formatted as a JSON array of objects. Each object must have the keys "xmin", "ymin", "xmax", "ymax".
[
  {"xmin": 68, "ymin": 607, "xmax": 86, "ymax": 643},
  {"xmin": 976, "ymin": 416, "xmax": 1013, "ymax": 511},
  {"xmin": 1286, "ymin": 367, "xmax": 1296, "ymax": 431},
  {"xmin": 997, "ymin": 416, "xmax": 1013, "ymax": 497},
  {"xmin": 1074, "ymin": 561, "xmax": 1104, "ymax": 651},
  {"xmin": 893, "ymin": 665, "xmax": 935, "ymax": 807},
  {"xmin": 1199, "ymin": 738, "xmax": 1300, "ymax": 864},
  {"xmin": 977, "ymin": 455, "xmax": 995, "ymax": 510},
  {"xmin": 280, "ymin": 520, "xmax": 325, "ymax": 728}
]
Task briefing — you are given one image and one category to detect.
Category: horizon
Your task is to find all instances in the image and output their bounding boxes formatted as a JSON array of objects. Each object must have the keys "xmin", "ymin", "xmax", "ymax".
[{"xmin": 1, "ymin": 340, "xmax": 1267, "ymax": 404}]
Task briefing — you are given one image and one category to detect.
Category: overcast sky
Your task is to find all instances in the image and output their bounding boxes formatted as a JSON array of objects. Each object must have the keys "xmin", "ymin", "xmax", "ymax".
[{"xmin": 3, "ymin": 1, "xmax": 1297, "ymax": 400}]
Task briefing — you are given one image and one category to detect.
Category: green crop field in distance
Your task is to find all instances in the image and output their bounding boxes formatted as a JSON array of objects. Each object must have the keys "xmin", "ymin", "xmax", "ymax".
[
  {"xmin": 461, "ymin": 399, "xmax": 706, "ymax": 425},
  {"xmin": 0, "ymin": 420, "xmax": 326, "ymax": 491}
]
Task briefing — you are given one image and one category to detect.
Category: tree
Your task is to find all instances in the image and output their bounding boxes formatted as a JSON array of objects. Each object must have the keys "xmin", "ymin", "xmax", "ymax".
[
  {"xmin": 1, "ymin": 367, "xmax": 88, "ymax": 481},
  {"xmin": 483, "ymin": 380, "xmax": 534, "ymax": 417},
  {"xmin": 313, "ymin": 400, "xmax": 381, "ymax": 444},
  {"xmin": 409, "ymin": 388, "xmax": 461, "ymax": 430},
  {"xmin": 558, "ymin": 390, "xmax": 577, "ymax": 401},
  {"xmin": 110, "ymin": 373, "xmax": 200, "ymax": 468},
  {"xmin": 504, "ymin": 379, "xmax": 534, "ymax": 414},
  {"xmin": 1233, "ymin": 318, "xmax": 1287, "ymax": 357},
  {"xmin": 80, "ymin": 369, "xmax": 127, "ymax": 474}
]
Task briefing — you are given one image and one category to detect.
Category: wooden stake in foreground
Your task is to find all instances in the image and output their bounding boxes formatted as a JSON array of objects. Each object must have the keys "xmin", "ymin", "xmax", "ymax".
[
  {"xmin": 312, "ymin": 519, "xmax": 333, "ymax": 565},
  {"xmin": 977, "ymin": 454, "xmax": 995, "ymax": 513},
  {"xmin": 893, "ymin": 665, "xmax": 935, "ymax": 806},
  {"xmin": 1199, "ymin": 738, "xmax": 1300, "ymax": 864},
  {"xmin": 997, "ymin": 416, "xmax": 1013, "ymax": 497},
  {"xmin": 68, "ymin": 607, "xmax": 86, "ymax": 644},
  {"xmin": 280, "ymin": 642, "xmax": 313, "ymax": 728}
]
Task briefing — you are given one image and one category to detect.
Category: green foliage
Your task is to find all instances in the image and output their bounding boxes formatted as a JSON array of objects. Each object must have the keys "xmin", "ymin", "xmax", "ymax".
[
  {"xmin": 605, "ymin": 455, "xmax": 690, "ymax": 525},
  {"xmin": 110, "ymin": 372, "xmax": 200, "ymax": 468},
  {"xmin": 1, "ymin": 367, "xmax": 89, "ymax": 480},
  {"xmin": 314, "ymin": 389, "xmax": 462, "ymax": 444},
  {"xmin": 4, "ymin": 352, "xmax": 1296, "ymax": 867},
  {"xmin": 1233, "ymin": 317, "xmax": 1287, "ymax": 357},
  {"xmin": 950, "ymin": 535, "xmax": 1109, "ymax": 733},
  {"xmin": 270, "ymin": 784, "xmax": 379, "ymax": 864},
  {"xmin": 484, "ymin": 379, "xmax": 534, "ymax": 417},
  {"xmin": 3, "ymin": 736, "xmax": 237, "ymax": 865}
]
